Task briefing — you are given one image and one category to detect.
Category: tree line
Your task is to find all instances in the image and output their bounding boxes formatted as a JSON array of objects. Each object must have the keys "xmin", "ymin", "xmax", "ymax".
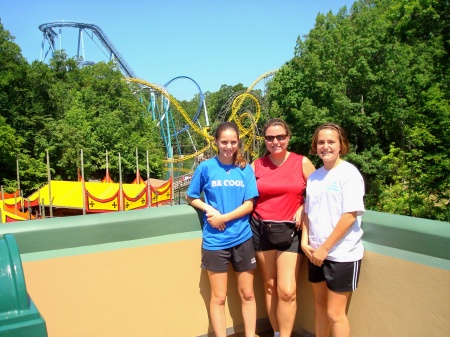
[
  {"xmin": 1, "ymin": 0, "xmax": 449, "ymax": 221},
  {"xmin": 267, "ymin": 0, "xmax": 449, "ymax": 221}
]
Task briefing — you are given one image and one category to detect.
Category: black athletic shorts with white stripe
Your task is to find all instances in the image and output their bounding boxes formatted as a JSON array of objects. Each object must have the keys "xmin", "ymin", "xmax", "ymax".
[
  {"xmin": 201, "ymin": 238, "xmax": 257, "ymax": 273},
  {"xmin": 308, "ymin": 259, "xmax": 361, "ymax": 292}
]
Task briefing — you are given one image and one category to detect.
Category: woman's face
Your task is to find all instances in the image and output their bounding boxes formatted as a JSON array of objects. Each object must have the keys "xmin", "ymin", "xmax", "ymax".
[
  {"xmin": 316, "ymin": 128, "xmax": 341, "ymax": 167},
  {"xmin": 264, "ymin": 125, "xmax": 289, "ymax": 155},
  {"xmin": 215, "ymin": 128, "xmax": 239, "ymax": 163}
]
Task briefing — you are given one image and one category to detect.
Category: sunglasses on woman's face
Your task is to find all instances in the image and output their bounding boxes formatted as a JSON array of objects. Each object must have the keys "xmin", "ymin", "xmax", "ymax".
[{"xmin": 264, "ymin": 134, "xmax": 287, "ymax": 142}]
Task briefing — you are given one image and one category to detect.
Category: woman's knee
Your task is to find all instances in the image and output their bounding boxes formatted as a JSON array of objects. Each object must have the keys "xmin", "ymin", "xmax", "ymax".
[
  {"xmin": 327, "ymin": 308, "xmax": 347, "ymax": 324},
  {"xmin": 240, "ymin": 289, "xmax": 255, "ymax": 302},
  {"xmin": 264, "ymin": 278, "xmax": 277, "ymax": 295},
  {"xmin": 314, "ymin": 298, "xmax": 327, "ymax": 313},
  {"xmin": 278, "ymin": 286, "xmax": 296, "ymax": 302},
  {"xmin": 211, "ymin": 293, "xmax": 227, "ymax": 306}
]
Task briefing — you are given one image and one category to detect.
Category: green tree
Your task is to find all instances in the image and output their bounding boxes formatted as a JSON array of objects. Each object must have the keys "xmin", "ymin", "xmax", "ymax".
[
  {"xmin": 33, "ymin": 57, "xmax": 165, "ymax": 182},
  {"xmin": 0, "ymin": 23, "xmax": 50, "ymax": 193},
  {"xmin": 269, "ymin": 0, "xmax": 450, "ymax": 220}
]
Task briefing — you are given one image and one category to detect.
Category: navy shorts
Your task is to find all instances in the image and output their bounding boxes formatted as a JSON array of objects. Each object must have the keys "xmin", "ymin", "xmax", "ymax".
[
  {"xmin": 201, "ymin": 238, "xmax": 257, "ymax": 273},
  {"xmin": 308, "ymin": 259, "xmax": 362, "ymax": 292},
  {"xmin": 250, "ymin": 215, "xmax": 304, "ymax": 254}
]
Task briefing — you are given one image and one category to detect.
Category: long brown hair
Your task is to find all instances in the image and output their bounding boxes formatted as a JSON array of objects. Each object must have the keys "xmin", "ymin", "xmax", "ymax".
[{"xmin": 214, "ymin": 122, "xmax": 247, "ymax": 168}]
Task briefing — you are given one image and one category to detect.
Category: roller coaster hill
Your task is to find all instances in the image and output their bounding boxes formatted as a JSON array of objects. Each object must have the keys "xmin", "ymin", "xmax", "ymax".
[{"xmin": 38, "ymin": 21, "xmax": 275, "ymax": 165}]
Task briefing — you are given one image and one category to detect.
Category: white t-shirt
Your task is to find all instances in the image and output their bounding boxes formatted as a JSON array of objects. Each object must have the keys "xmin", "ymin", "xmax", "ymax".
[{"xmin": 305, "ymin": 161, "xmax": 365, "ymax": 262}]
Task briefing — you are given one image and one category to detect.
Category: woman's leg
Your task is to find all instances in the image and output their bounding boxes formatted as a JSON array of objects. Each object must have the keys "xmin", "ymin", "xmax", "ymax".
[
  {"xmin": 236, "ymin": 270, "xmax": 256, "ymax": 337},
  {"xmin": 208, "ymin": 271, "xmax": 228, "ymax": 337},
  {"xmin": 311, "ymin": 281, "xmax": 331, "ymax": 337},
  {"xmin": 276, "ymin": 252, "xmax": 302, "ymax": 337},
  {"xmin": 256, "ymin": 250, "xmax": 279, "ymax": 332},
  {"xmin": 327, "ymin": 290, "xmax": 351, "ymax": 337}
]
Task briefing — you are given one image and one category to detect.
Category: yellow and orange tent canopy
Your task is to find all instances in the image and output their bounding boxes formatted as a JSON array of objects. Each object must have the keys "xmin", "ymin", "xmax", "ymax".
[
  {"xmin": 1, "ymin": 199, "xmax": 37, "ymax": 222},
  {"xmin": 27, "ymin": 179, "xmax": 170, "ymax": 210}
]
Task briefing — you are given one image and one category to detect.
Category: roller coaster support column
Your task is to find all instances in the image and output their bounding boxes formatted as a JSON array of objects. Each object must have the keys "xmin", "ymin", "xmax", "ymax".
[{"xmin": 203, "ymin": 98, "xmax": 210, "ymax": 127}]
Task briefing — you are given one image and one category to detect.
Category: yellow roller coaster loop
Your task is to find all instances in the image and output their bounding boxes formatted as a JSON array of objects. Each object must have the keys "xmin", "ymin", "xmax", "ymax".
[
  {"xmin": 206, "ymin": 92, "xmax": 261, "ymax": 157},
  {"xmin": 227, "ymin": 69, "xmax": 278, "ymax": 152},
  {"xmin": 228, "ymin": 92, "xmax": 261, "ymax": 137},
  {"xmin": 126, "ymin": 77, "xmax": 213, "ymax": 163},
  {"xmin": 127, "ymin": 70, "xmax": 277, "ymax": 163},
  {"xmin": 246, "ymin": 69, "xmax": 278, "ymax": 142},
  {"xmin": 238, "ymin": 111, "xmax": 260, "ymax": 157}
]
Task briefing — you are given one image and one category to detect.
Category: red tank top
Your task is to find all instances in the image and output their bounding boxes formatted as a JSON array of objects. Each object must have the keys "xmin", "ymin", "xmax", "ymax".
[{"xmin": 253, "ymin": 153, "xmax": 306, "ymax": 221}]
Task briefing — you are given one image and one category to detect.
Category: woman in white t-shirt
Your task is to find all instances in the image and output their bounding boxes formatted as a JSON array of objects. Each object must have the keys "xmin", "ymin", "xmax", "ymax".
[{"xmin": 301, "ymin": 123, "xmax": 365, "ymax": 337}]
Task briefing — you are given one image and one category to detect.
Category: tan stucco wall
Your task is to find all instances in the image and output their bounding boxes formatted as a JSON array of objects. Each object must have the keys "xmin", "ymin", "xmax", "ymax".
[
  {"xmin": 348, "ymin": 250, "xmax": 450, "ymax": 337},
  {"xmin": 23, "ymin": 239, "xmax": 449, "ymax": 337},
  {"xmin": 22, "ymin": 238, "xmax": 269, "ymax": 337},
  {"xmin": 293, "ymin": 250, "xmax": 450, "ymax": 337}
]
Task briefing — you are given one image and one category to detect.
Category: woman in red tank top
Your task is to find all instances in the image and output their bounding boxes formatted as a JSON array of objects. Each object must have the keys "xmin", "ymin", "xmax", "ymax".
[{"xmin": 250, "ymin": 118, "xmax": 315, "ymax": 337}]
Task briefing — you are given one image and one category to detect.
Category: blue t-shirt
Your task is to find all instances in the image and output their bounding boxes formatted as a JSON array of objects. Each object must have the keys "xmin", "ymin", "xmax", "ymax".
[{"xmin": 186, "ymin": 156, "xmax": 258, "ymax": 250}]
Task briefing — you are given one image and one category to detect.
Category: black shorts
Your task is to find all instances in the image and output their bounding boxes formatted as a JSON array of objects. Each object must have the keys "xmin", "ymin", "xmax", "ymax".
[
  {"xmin": 201, "ymin": 238, "xmax": 257, "ymax": 273},
  {"xmin": 250, "ymin": 215, "xmax": 304, "ymax": 254},
  {"xmin": 308, "ymin": 259, "xmax": 362, "ymax": 292}
]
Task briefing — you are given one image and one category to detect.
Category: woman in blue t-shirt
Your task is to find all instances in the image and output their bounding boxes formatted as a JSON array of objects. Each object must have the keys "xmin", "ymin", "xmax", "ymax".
[{"xmin": 186, "ymin": 121, "xmax": 259, "ymax": 337}]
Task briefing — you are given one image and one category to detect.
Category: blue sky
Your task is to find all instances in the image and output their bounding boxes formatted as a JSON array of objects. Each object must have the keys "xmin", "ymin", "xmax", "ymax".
[{"xmin": 2, "ymin": 0, "xmax": 354, "ymax": 100}]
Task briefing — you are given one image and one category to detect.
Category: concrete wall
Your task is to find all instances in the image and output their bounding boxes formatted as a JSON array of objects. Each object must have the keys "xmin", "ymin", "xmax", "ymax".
[
  {"xmin": 1, "ymin": 206, "xmax": 449, "ymax": 336},
  {"xmin": 346, "ymin": 211, "xmax": 450, "ymax": 336}
]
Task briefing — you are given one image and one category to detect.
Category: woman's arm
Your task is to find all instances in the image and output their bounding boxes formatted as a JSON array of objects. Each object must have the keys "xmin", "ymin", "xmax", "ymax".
[
  {"xmin": 186, "ymin": 196, "xmax": 255, "ymax": 231},
  {"xmin": 206, "ymin": 199, "xmax": 255, "ymax": 229},
  {"xmin": 311, "ymin": 211, "xmax": 357, "ymax": 266},
  {"xmin": 294, "ymin": 204, "xmax": 303, "ymax": 230},
  {"xmin": 186, "ymin": 195, "xmax": 212, "ymax": 213},
  {"xmin": 301, "ymin": 214, "xmax": 314, "ymax": 261},
  {"xmin": 185, "ymin": 195, "xmax": 225, "ymax": 231},
  {"xmin": 302, "ymin": 156, "xmax": 316, "ymax": 180},
  {"xmin": 295, "ymin": 156, "xmax": 315, "ymax": 229}
]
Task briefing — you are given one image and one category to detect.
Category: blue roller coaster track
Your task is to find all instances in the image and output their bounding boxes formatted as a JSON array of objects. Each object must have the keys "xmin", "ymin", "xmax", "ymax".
[{"xmin": 39, "ymin": 21, "xmax": 137, "ymax": 78}]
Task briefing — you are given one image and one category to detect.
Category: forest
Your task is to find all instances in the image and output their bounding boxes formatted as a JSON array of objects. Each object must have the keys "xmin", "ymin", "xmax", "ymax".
[{"xmin": 1, "ymin": 0, "xmax": 449, "ymax": 221}]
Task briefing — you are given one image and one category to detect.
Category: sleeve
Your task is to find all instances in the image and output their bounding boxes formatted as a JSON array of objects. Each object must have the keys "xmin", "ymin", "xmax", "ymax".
[
  {"xmin": 243, "ymin": 165, "xmax": 259, "ymax": 201},
  {"xmin": 186, "ymin": 164, "xmax": 205, "ymax": 199},
  {"xmin": 342, "ymin": 167, "xmax": 365, "ymax": 216},
  {"xmin": 304, "ymin": 184, "xmax": 311, "ymax": 214}
]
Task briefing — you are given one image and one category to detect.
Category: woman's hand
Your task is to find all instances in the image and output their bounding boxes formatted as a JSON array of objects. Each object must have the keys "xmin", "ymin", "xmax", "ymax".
[
  {"xmin": 311, "ymin": 245, "xmax": 328, "ymax": 267},
  {"xmin": 206, "ymin": 209, "xmax": 226, "ymax": 231},
  {"xmin": 294, "ymin": 205, "xmax": 304, "ymax": 230},
  {"xmin": 301, "ymin": 243, "xmax": 315, "ymax": 262}
]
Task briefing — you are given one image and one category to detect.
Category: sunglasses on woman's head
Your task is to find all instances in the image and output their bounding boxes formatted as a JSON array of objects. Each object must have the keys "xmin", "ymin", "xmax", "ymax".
[{"xmin": 264, "ymin": 134, "xmax": 287, "ymax": 142}]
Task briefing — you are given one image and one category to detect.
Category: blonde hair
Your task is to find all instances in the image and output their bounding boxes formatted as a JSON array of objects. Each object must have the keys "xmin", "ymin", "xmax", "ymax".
[{"xmin": 214, "ymin": 122, "xmax": 247, "ymax": 168}]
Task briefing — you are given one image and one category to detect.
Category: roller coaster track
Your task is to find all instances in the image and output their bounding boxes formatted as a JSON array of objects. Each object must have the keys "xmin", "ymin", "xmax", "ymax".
[
  {"xmin": 229, "ymin": 92, "xmax": 261, "ymax": 136},
  {"xmin": 164, "ymin": 76, "xmax": 207, "ymax": 135},
  {"xmin": 128, "ymin": 78, "xmax": 264, "ymax": 161},
  {"xmin": 247, "ymin": 69, "xmax": 278, "ymax": 92},
  {"xmin": 37, "ymin": 21, "xmax": 276, "ymax": 164},
  {"xmin": 38, "ymin": 22, "xmax": 209, "ymax": 163},
  {"xmin": 126, "ymin": 78, "xmax": 213, "ymax": 163},
  {"xmin": 242, "ymin": 69, "xmax": 278, "ymax": 144},
  {"xmin": 39, "ymin": 21, "xmax": 137, "ymax": 78},
  {"xmin": 214, "ymin": 70, "xmax": 278, "ymax": 157}
]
